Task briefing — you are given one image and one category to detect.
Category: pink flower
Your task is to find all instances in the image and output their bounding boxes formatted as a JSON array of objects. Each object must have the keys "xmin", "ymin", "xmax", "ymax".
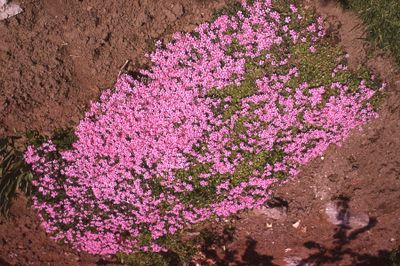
[{"xmin": 24, "ymin": 0, "xmax": 382, "ymax": 256}]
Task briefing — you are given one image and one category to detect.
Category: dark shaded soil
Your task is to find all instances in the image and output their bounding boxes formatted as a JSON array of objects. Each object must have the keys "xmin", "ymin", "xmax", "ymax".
[{"xmin": 1, "ymin": 0, "xmax": 399, "ymax": 265}]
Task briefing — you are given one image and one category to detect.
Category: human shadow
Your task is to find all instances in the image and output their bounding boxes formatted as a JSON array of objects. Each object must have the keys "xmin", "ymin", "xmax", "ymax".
[
  {"xmin": 197, "ymin": 194, "xmax": 399, "ymax": 266},
  {"xmin": 200, "ymin": 225, "xmax": 276, "ymax": 266},
  {"xmin": 300, "ymin": 195, "xmax": 400, "ymax": 266}
]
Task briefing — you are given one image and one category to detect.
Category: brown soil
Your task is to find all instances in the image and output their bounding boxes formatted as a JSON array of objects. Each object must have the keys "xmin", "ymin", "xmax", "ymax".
[
  {"xmin": 0, "ymin": 0, "xmax": 231, "ymax": 136},
  {"xmin": 1, "ymin": 0, "xmax": 399, "ymax": 265}
]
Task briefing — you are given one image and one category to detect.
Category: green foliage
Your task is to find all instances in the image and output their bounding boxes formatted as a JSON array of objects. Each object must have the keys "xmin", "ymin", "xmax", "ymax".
[
  {"xmin": 290, "ymin": 40, "xmax": 383, "ymax": 109},
  {"xmin": 51, "ymin": 128, "xmax": 77, "ymax": 150},
  {"xmin": 212, "ymin": 1, "xmax": 248, "ymax": 21},
  {"xmin": 27, "ymin": 128, "xmax": 76, "ymax": 151},
  {"xmin": 26, "ymin": 130, "xmax": 46, "ymax": 147},
  {"xmin": 117, "ymin": 251, "xmax": 170, "ymax": 266},
  {"xmin": 291, "ymin": 41, "xmax": 343, "ymax": 87},
  {"xmin": 0, "ymin": 129, "xmax": 76, "ymax": 217},
  {"xmin": 0, "ymin": 137, "xmax": 33, "ymax": 217},
  {"xmin": 117, "ymin": 231, "xmax": 203, "ymax": 265},
  {"xmin": 390, "ymin": 248, "xmax": 400, "ymax": 266},
  {"xmin": 161, "ymin": 233, "xmax": 201, "ymax": 263},
  {"xmin": 340, "ymin": 0, "xmax": 400, "ymax": 66}
]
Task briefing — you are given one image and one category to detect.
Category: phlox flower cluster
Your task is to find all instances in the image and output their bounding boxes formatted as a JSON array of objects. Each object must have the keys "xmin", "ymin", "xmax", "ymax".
[{"xmin": 24, "ymin": 0, "xmax": 383, "ymax": 255}]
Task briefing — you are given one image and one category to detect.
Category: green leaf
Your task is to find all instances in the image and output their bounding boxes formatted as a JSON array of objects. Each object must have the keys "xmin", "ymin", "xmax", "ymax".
[{"xmin": 0, "ymin": 137, "xmax": 33, "ymax": 217}]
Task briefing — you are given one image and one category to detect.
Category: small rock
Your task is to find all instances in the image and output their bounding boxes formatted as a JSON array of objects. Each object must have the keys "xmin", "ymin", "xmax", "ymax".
[
  {"xmin": 292, "ymin": 220, "xmax": 301, "ymax": 229},
  {"xmin": 325, "ymin": 202, "xmax": 370, "ymax": 229},
  {"xmin": 266, "ymin": 222, "xmax": 273, "ymax": 228},
  {"xmin": 349, "ymin": 213, "xmax": 370, "ymax": 229},
  {"xmin": 186, "ymin": 231, "xmax": 200, "ymax": 237},
  {"xmin": 253, "ymin": 206, "xmax": 287, "ymax": 220},
  {"xmin": 0, "ymin": 0, "xmax": 23, "ymax": 21},
  {"xmin": 325, "ymin": 202, "xmax": 340, "ymax": 225},
  {"xmin": 284, "ymin": 256, "xmax": 307, "ymax": 266}
]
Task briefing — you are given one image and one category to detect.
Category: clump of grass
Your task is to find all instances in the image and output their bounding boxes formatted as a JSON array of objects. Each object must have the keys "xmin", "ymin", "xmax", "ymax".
[
  {"xmin": 211, "ymin": 1, "xmax": 248, "ymax": 20},
  {"xmin": 0, "ymin": 129, "xmax": 76, "ymax": 217},
  {"xmin": 117, "ymin": 230, "xmax": 204, "ymax": 265},
  {"xmin": 117, "ymin": 251, "xmax": 174, "ymax": 266},
  {"xmin": 0, "ymin": 137, "xmax": 32, "ymax": 217},
  {"xmin": 390, "ymin": 248, "xmax": 400, "ymax": 266},
  {"xmin": 340, "ymin": 0, "xmax": 400, "ymax": 66}
]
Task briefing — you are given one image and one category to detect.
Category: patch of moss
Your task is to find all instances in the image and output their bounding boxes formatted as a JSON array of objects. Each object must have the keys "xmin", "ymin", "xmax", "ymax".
[
  {"xmin": 117, "ymin": 251, "xmax": 170, "ymax": 266},
  {"xmin": 118, "ymin": 230, "xmax": 204, "ymax": 266},
  {"xmin": 212, "ymin": 2, "xmax": 248, "ymax": 21},
  {"xmin": 291, "ymin": 41, "xmax": 343, "ymax": 87}
]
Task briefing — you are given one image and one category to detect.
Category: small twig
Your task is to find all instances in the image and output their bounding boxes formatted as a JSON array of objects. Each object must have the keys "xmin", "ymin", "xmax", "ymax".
[{"xmin": 118, "ymin": 59, "xmax": 130, "ymax": 78}]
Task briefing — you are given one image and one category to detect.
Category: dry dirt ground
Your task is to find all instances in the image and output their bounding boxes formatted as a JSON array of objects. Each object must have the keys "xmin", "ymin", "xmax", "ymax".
[
  {"xmin": 0, "ymin": 0, "xmax": 399, "ymax": 265},
  {"xmin": 0, "ymin": 0, "xmax": 232, "ymax": 136}
]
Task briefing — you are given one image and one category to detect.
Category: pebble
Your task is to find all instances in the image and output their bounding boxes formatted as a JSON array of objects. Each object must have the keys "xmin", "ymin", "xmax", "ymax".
[
  {"xmin": 349, "ymin": 213, "xmax": 370, "ymax": 229},
  {"xmin": 0, "ymin": 0, "xmax": 22, "ymax": 21},
  {"xmin": 325, "ymin": 202, "xmax": 342, "ymax": 225},
  {"xmin": 284, "ymin": 256, "xmax": 306, "ymax": 266},
  {"xmin": 301, "ymin": 226, "xmax": 307, "ymax": 233},
  {"xmin": 325, "ymin": 201, "xmax": 370, "ymax": 229},
  {"xmin": 292, "ymin": 220, "xmax": 301, "ymax": 228}
]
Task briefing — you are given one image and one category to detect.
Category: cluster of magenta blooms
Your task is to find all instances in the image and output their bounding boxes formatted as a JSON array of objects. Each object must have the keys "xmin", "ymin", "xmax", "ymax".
[{"xmin": 25, "ymin": 0, "xmax": 383, "ymax": 255}]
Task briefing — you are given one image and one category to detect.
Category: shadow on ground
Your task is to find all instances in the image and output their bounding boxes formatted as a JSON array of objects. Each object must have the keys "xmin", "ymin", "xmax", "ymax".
[
  {"xmin": 299, "ymin": 196, "xmax": 399, "ymax": 266},
  {"xmin": 199, "ymin": 196, "xmax": 400, "ymax": 266},
  {"xmin": 201, "ymin": 229, "xmax": 276, "ymax": 266}
]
